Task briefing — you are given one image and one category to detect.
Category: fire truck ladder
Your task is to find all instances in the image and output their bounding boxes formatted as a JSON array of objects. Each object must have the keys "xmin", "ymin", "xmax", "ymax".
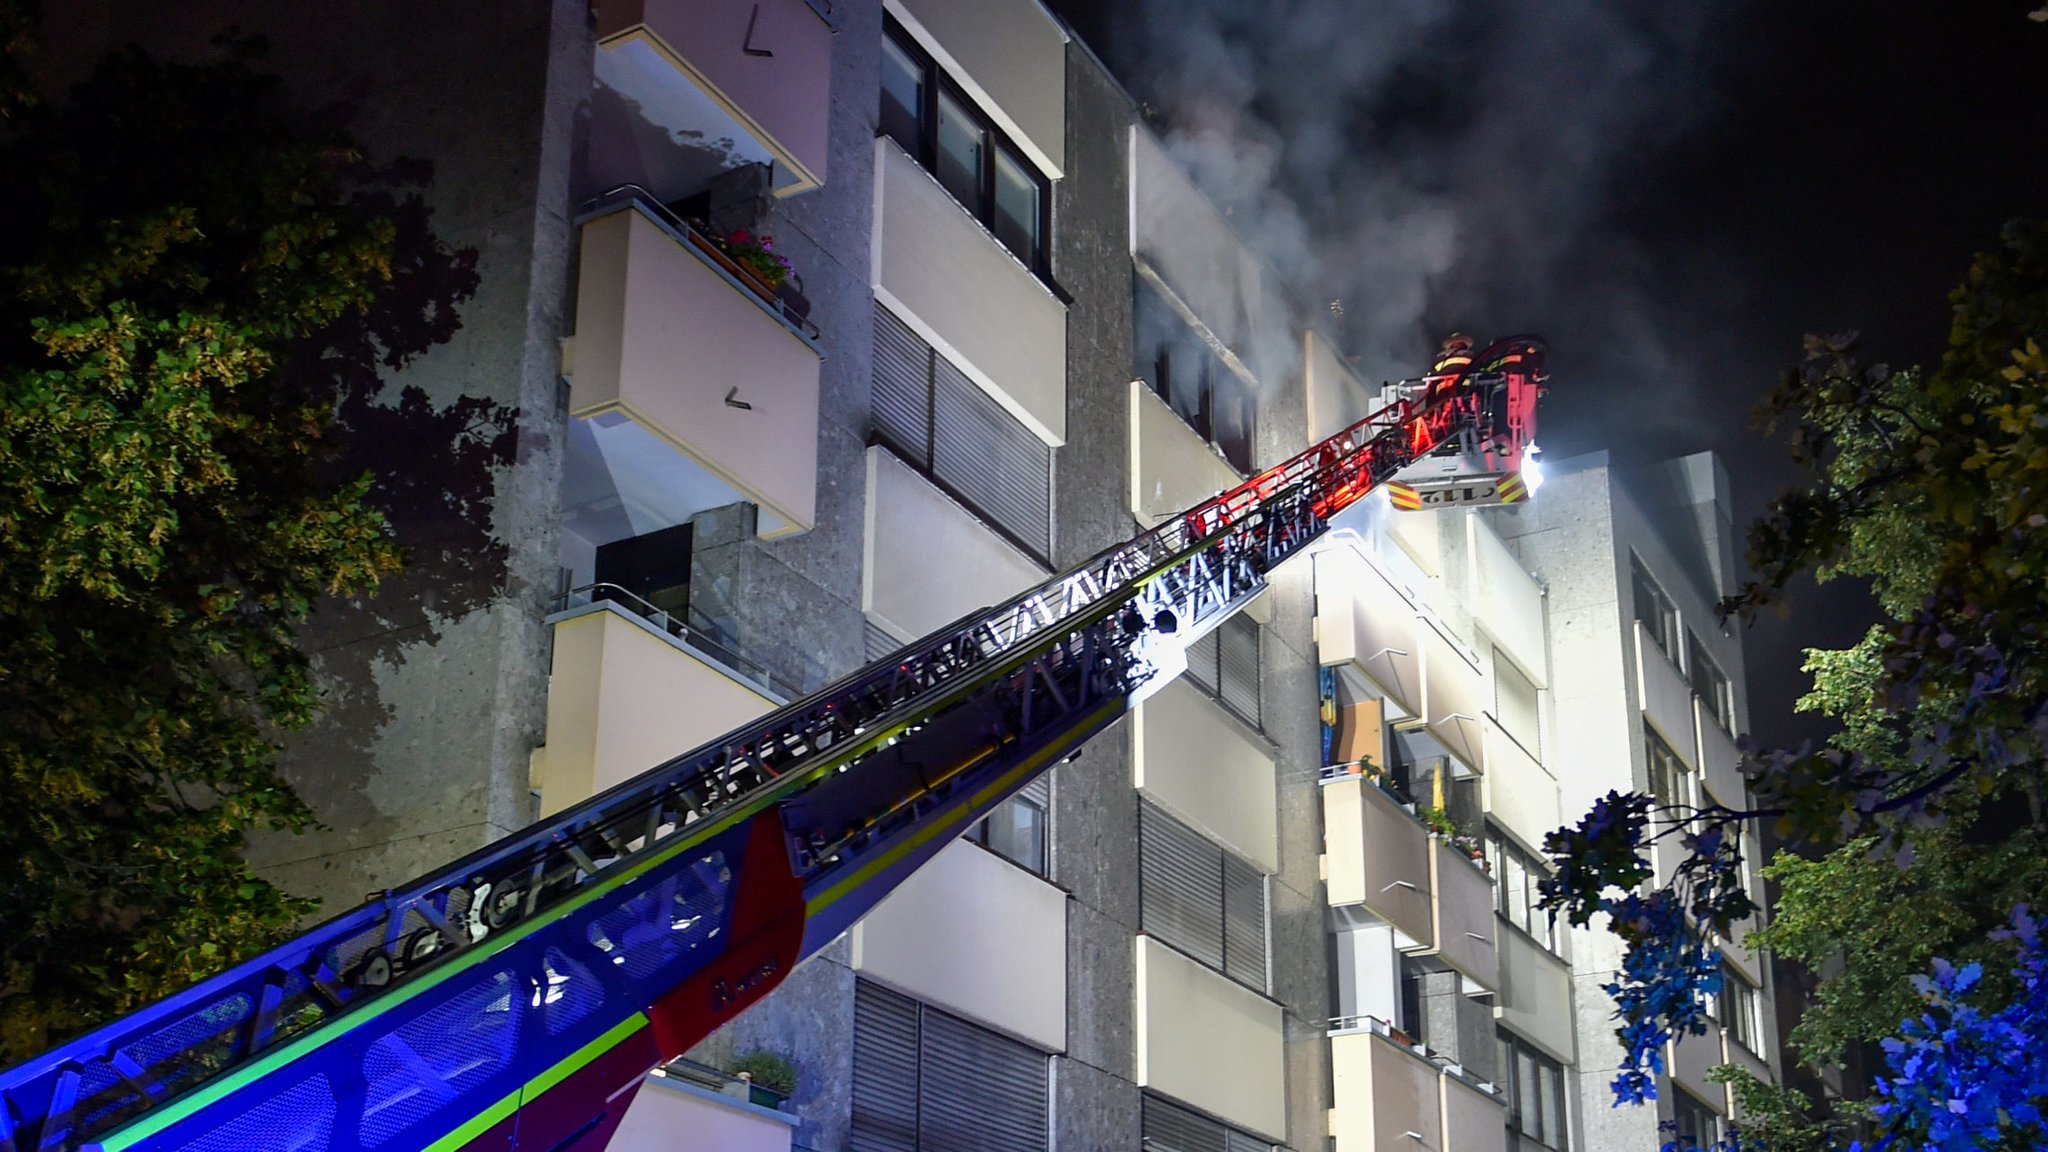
[{"xmin": 0, "ymin": 341, "xmax": 1546, "ymax": 1152}]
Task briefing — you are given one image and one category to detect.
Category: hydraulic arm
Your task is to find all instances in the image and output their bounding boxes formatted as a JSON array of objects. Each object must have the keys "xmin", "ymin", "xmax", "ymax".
[{"xmin": 0, "ymin": 339, "xmax": 1545, "ymax": 1152}]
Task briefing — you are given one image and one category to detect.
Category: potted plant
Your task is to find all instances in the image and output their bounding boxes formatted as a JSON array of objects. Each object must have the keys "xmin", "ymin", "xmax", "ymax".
[
  {"xmin": 729, "ymin": 1050, "xmax": 797, "ymax": 1108},
  {"xmin": 712, "ymin": 229, "xmax": 793, "ymax": 301}
]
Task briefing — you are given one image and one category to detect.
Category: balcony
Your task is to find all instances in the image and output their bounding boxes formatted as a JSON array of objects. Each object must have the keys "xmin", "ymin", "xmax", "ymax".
[
  {"xmin": 1428, "ymin": 839, "xmax": 1498, "ymax": 991},
  {"xmin": 1420, "ymin": 619, "xmax": 1487, "ymax": 771},
  {"xmin": 1328, "ymin": 1017, "xmax": 1506, "ymax": 1152},
  {"xmin": 588, "ymin": 0, "xmax": 832, "ymax": 200},
  {"xmin": 1496, "ymin": 924, "xmax": 1575, "ymax": 1066},
  {"xmin": 1697, "ymin": 700, "xmax": 1745, "ymax": 808},
  {"xmin": 1466, "ymin": 515, "xmax": 1548, "ymax": 683},
  {"xmin": 1323, "ymin": 772, "xmax": 1498, "ymax": 989},
  {"xmin": 1480, "ymin": 716, "xmax": 1559, "ymax": 858},
  {"xmin": 609, "ymin": 1059, "xmax": 798, "ymax": 1152},
  {"xmin": 1672, "ymin": 1023, "xmax": 1728, "ymax": 1113},
  {"xmin": 565, "ymin": 196, "xmax": 822, "ymax": 548},
  {"xmin": 1314, "ymin": 548, "xmax": 1423, "ymax": 716},
  {"xmin": 1323, "ymin": 773, "xmax": 1434, "ymax": 947},
  {"xmin": 529, "ymin": 588, "xmax": 779, "ymax": 818}
]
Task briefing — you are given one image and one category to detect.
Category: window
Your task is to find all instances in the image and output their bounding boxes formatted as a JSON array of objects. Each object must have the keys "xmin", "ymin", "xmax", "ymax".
[
  {"xmin": 878, "ymin": 18, "xmax": 1053, "ymax": 276},
  {"xmin": 852, "ymin": 981, "xmax": 1049, "ymax": 1152},
  {"xmin": 1484, "ymin": 829, "xmax": 1558, "ymax": 953},
  {"xmin": 593, "ymin": 522, "xmax": 693, "ymax": 620},
  {"xmin": 1138, "ymin": 800, "xmax": 1269, "ymax": 991},
  {"xmin": 966, "ymin": 774, "xmax": 1049, "ymax": 876},
  {"xmin": 1498, "ymin": 1030, "xmax": 1569, "ymax": 1151},
  {"xmin": 1134, "ymin": 273, "xmax": 1258, "ymax": 474},
  {"xmin": 872, "ymin": 304, "xmax": 1054, "ymax": 559},
  {"xmin": 1671, "ymin": 1088, "xmax": 1719, "ymax": 1151},
  {"xmin": 1632, "ymin": 556, "xmax": 1679, "ymax": 664},
  {"xmin": 1183, "ymin": 614, "xmax": 1262, "ymax": 729},
  {"xmin": 1721, "ymin": 965, "xmax": 1761, "ymax": 1054},
  {"xmin": 878, "ymin": 36, "xmax": 923, "ymax": 154},
  {"xmin": 1493, "ymin": 655, "xmax": 1541, "ymax": 755},
  {"xmin": 1687, "ymin": 630, "xmax": 1734, "ymax": 735},
  {"xmin": 1141, "ymin": 1093, "xmax": 1274, "ymax": 1152},
  {"xmin": 1647, "ymin": 724, "xmax": 1691, "ymax": 808}
]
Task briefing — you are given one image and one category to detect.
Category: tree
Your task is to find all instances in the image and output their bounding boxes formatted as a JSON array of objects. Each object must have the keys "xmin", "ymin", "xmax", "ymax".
[
  {"xmin": 1541, "ymin": 218, "xmax": 2048, "ymax": 1149},
  {"xmin": 0, "ymin": 31, "xmax": 480, "ymax": 1060}
]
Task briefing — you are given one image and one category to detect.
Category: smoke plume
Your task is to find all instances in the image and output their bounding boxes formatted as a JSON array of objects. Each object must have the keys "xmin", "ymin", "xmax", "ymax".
[{"xmin": 1101, "ymin": 0, "xmax": 1726, "ymax": 453}]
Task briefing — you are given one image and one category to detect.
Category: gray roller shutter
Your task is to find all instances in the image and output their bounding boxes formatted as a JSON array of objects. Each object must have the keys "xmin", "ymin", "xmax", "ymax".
[
  {"xmin": 851, "ymin": 980, "xmax": 1048, "ymax": 1152},
  {"xmin": 870, "ymin": 302, "xmax": 1052, "ymax": 560},
  {"xmin": 1138, "ymin": 801, "xmax": 1225, "ymax": 970},
  {"xmin": 852, "ymin": 983, "xmax": 919, "ymax": 1152},
  {"xmin": 1222, "ymin": 854, "xmax": 1268, "ymax": 990},
  {"xmin": 865, "ymin": 618, "xmax": 903, "ymax": 662},
  {"xmin": 1142, "ymin": 1095, "xmax": 1272, "ymax": 1152},
  {"xmin": 872, "ymin": 306, "xmax": 933, "ymax": 466},
  {"xmin": 932, "ymin": 357, "xmax": 1052, "ymax": 558},
  {"xmin": 1142, "ymin": 1096, "xmax": 1225, "ymax": 1152},
  {"xmin": 1140, "ymin": 802, "xmax": 1269, "ymax": 990},
  {"xmin": 1217, "ymin": 615, "xmax": 1261, "ymax": 727},
  {"xmin": 1184, "ymin": 629, "xmax": 1219, "ymax": 693},
  {"xmin": 919, "ymin": 1009, "xmax": 1047, "ymax": 1152}
]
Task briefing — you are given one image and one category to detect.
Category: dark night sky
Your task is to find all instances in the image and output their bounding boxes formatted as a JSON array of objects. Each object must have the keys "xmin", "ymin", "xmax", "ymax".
[{"xmin": 1052, "ymin": 0, "xmax": 2048, "ymax": 749}]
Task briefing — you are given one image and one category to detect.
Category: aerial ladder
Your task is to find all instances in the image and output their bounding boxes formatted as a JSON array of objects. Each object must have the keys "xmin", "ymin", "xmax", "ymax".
[{"xmin": 0, "ymin": 339, "xmax": 1547, "ymax": 1152}]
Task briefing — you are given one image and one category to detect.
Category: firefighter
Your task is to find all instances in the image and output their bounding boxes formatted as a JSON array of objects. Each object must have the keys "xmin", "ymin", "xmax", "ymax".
[{"xmin": 1430, "ymin": 332, "xmax": 1477, "ymax": 383}]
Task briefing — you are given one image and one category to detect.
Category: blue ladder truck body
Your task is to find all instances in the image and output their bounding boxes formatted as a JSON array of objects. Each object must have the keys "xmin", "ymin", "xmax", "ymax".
[{"xmin": 0, "ymin": 340, "xmax": 1546, "ymax": 1152}]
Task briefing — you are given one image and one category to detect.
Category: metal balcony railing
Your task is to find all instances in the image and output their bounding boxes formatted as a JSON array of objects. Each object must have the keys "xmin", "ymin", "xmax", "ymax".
[
  {"xmin": 577, "ymin": 183, "xmax": 823, "ymax": 345},
  {"xmin": 549, "ymin": 582, "xmax": 801, "ymax": 701},
  {"xmin": 1326, "ymin": 1014, "xmax": 1502, "ymax": 1098}
]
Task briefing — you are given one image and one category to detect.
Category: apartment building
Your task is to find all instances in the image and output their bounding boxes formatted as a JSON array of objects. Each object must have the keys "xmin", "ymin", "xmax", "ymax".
[
  {"xmin": 44, "ymin": 2, "xmax": 1775, "ymax": 1150},
  {"xmin": 1312, "ymin": 449, "xmax": 1780, "ymax": 1152}
]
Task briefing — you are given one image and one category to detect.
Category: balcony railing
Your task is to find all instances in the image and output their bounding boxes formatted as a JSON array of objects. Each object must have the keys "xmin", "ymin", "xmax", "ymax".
[
  {"xmin": 579, "ymin": 184, "xmax": 822, "ymax": 343},
  {"xmin": 549, "ymin": 582, "xmax": 799, "ymax": 701},
  {"xmin": 653, "ymin": 1057, "xmax": 790, "ymax": 1111},
  {"xmin": 1327, "ymin": 1014, "xmax": 1502, "ymax": 1099}
]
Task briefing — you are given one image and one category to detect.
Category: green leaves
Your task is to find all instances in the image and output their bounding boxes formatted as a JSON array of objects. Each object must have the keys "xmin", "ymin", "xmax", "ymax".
[
  {"xmin": 0, "ymin": 35, "xmax": 474, "ymax": 1057},
  {"xmin": 1710, "ymin": 219, "xmax": 2048, "ymax": 1130}
]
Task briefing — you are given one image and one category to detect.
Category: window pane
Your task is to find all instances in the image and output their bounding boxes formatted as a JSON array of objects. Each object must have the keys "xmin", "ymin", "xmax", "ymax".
[
  {"xmin": 1516, "ymin": 1047, "xmax": 1541, "ymax": 1140},
  {"xmin": 879, "ymin": 36, "xmax": 924, "ymax": 156},
  {"xmin": 1540, "ymin": 1061, "xmax": 1566, "ymax": 1149},
  {"xmin": 1632, "ymin": 558, "xmax": 1675, "ymax": 658},
  {"xmin": 981, "ymin": 792, "xmax": 1047, "ymax": 875},
  {"xmin": 1213, "ymin": 372, "xmax": 1256, "ymax": 473},
  {"xmin": 935, "ymin": 89, "xmax": 985, "ymax": 212},
  {"xmin": 1504, "ymin": 853, "xmax": 1531, "ymax": 933},
  {"xmin": 992, "ymin": 146, "xmax": 1040, "ymax": 265}
]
